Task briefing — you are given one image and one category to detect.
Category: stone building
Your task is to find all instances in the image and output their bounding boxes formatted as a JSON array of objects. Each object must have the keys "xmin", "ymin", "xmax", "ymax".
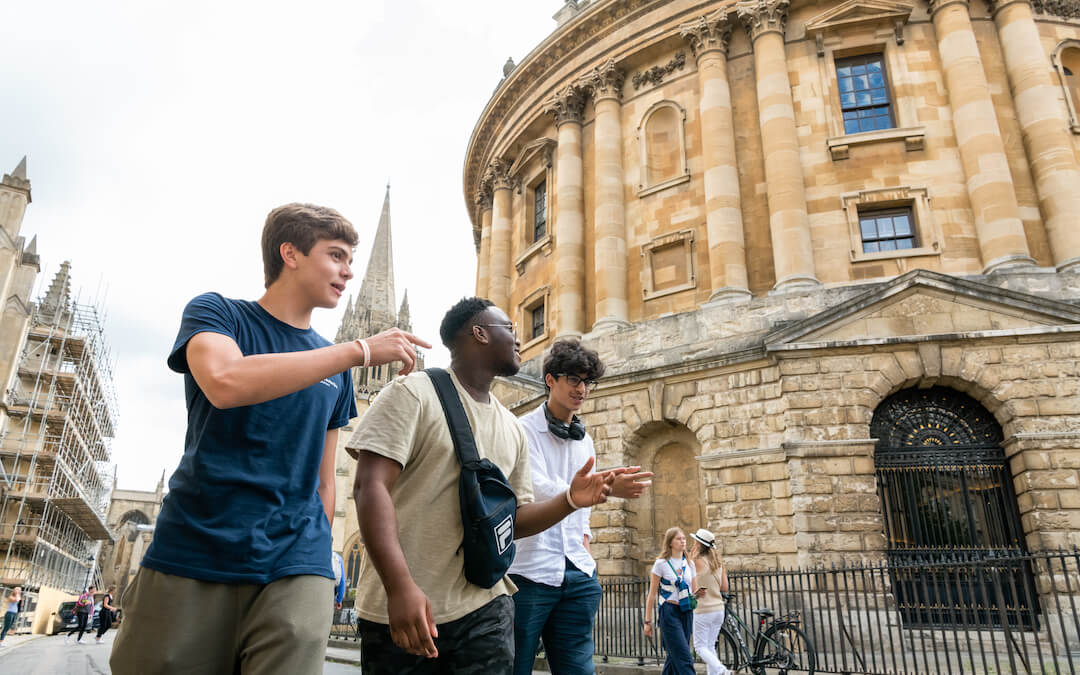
[
  {"xmin": 464, "ymin": 0, "xmax": 1080, "ymax": 579},
  {"xmin": 0, "ymin": 157, "xmax": 119, "ymax": 633},
  {"xmin": 99, "ymin": 473, "xmax": 166, "ymax": 602},
  {"xmin": 331, "ymin": 187, "xmax": 422, "ymax": 587}
]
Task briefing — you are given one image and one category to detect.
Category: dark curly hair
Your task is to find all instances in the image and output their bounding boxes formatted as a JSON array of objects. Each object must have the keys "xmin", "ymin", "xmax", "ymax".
[
  {"xmin": 439, "ymin": 297, "xmax": 495, "ymax": 350},
  {"xmin": 543, "ymin": 339, "xmax": 605, "ymax": 383}
]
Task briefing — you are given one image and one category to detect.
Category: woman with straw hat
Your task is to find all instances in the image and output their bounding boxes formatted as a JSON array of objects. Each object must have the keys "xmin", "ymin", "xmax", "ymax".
[{"xmin": 689, "ymin": 528, "xmax": 730, "ymax": 675}]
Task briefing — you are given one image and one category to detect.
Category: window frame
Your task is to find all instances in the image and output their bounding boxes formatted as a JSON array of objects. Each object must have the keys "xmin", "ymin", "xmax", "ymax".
[
  {"xmin": 641, "ymin": 229, "xmax": 697, "ymax": 300},
  {"xmin": 636, "ymin": 99, "xmax": 691, "ymax": 197},
  {"xmin": 857, "ymin": 206, "xmax": 917, "ymax": 254},
  {"xmin": 1051, "ymin": 40, "xmax": 1080, "ymax": 135},
  {"xmin": 532, "ymin": 180, "xmax": 547, "ymax": 243},
  {"xmin": 842, "ymin": 186, "xmax": 942, "ymax": 263},
  {"xmin": 835, "ymin": 53, "xmax": 896, "ymax": 136},
  {"xmin": 518, "ymin": 285, "xmax": 551, "ymax": 352}
]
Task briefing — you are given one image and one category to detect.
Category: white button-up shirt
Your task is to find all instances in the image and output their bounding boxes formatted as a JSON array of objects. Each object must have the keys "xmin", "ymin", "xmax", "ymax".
[{"xmin": 508, "ymin": 404, "xmax": 595, "ymax": 586}]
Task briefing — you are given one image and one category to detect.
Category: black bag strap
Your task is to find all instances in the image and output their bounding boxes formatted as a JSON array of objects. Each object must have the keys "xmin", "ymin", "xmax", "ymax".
[{"xmin": 426, "ymin": 368, "xmax": 482, "ymax": 468}]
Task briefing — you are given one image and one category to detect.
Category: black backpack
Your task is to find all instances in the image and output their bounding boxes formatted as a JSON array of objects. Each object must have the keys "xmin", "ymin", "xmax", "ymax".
[{"xmin": 426, "ymin": 368, "xmax": 518, "ymax": 589}]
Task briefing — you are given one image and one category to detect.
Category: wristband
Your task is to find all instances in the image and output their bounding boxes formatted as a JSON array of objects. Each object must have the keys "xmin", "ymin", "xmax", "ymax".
[
  {"xmin": 356, "ymin": 338, "xmax": 371, "ymax": 368},
  {"xmin": 565, "ymin": 489, "xmax": 581, "ymax": 510}
]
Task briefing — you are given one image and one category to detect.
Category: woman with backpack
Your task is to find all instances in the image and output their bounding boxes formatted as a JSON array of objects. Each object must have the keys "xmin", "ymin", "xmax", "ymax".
[
  {"xmin": 0, "ymin": 586, "xmax": 22, "ymax": 647},
  {"xmin": 65, "ymin": 585, "xmax": 95, "ymax": 645},
  {"xmin": 644, "ymin": 527, "xmax": 699, "ymax": 675},
  {"xmin": 690, "ymin": 529, "xmax": 731, "ymax": 675},
  {"xmin": 95, "ymin": 585, "xmax": 117, "ymax": 643}
]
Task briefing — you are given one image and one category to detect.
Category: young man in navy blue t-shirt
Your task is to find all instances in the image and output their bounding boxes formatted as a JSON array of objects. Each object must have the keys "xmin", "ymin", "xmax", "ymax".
[{"xmin": 111, "ymin": 203, "xmax": 430, "ymax": 675}]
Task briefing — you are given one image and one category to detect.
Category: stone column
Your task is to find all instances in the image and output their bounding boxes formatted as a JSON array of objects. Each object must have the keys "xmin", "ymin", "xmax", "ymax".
[
  {"xmin": 991, "ymin": 0, "xmax": 1080, "ymax": 271},
  {"xmin": 487, "ymin": 159, "xmax": 514, "ymax": 313},
  {"xmin": 545, "ymin": 84, "xmax": 589, "ymax": 338},
  {"xmin": 586, "ymin": 61, "xmax": 631, "ymax": 332},
  {"xmin": 929, "ymin": 0, "xmax": 1034, "ymax": 273},
  {"xmin": 475, "ymin": 184, "xmax": 494, "ymax": 298},
  {"xmin": 736, "ymin": 0, "xmax": 820, "ymax": 292},
  {"xmin": 682, "ymin": 12, "xmax": 751, "ymax": 303}
]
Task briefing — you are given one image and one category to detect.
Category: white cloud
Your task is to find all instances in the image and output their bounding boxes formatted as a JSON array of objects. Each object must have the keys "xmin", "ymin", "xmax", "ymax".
[{"xmin": 1, "ymin": 0, "xmax": 558, "ymax": 489}]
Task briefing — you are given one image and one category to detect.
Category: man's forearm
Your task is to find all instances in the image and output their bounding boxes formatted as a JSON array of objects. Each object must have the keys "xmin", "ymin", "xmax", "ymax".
[
  {"xmin": 515, "ymin": 494, "xmax": 576, "ymax": 539},
  {"xmin": 319, "ymin": 483, "xmax": 335, "ymax": 527},
  {"xmin": 198, "ymin": 341, "xmax": 363, "ymax": 409},
  {"xmin": 356, "ymin": 482, "xmax": 415, "ymax": 594}
]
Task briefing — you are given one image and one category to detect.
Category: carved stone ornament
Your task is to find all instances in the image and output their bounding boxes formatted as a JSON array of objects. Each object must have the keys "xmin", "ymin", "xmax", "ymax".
[
  {"xmin": 582, "ymin": 59, "xmax": 626, "ymax": 102},
  {"xmin": 1030, "ymin": 0, "xmax": 1079, "ymax": 15},
  {"xmin": 632, "ymin": 52, "xmax": 687, "ymax": 90},
  {"xmin": 543, "ymin": 83, "xmax": 589, "ymax": 126},
  {"xmin": 486, "ymin": 158, "xmax": 515, "ymax": 191},
  {"xmin": 680, "ymin": 12, "xmax": 734, "ymax": 59},
  {"xmin": 736, "ymin": 0, "xmax": 792, "ymax": 43},
  {"xmin": 475, "ymin": 178, "xmax": 494, "ymax": 211}
]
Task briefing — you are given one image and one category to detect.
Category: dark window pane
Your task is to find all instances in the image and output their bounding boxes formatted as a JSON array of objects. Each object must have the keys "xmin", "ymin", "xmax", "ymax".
[
  {"xmin": 894, "ymin": 215, "xmax": 912, "ymax": 236},
  {"xmin": 864, "ymin": 241, "xmax": 880, "ymax": 253},
  {"xmin": 843, "ymin": 110, "xmax": 858, "ymax": 121},
  {"xmin": 878, "ymin": 217, "xmax": 895, "ymax": 237},
  {"xmin": 845, "ymin": 120, "xmax": 860, "ymax": 134},
  {"xmin": 531, "ymin": 304, "xmax": 545, "ymax": 340},
  {"xmin": 852, "ymin": 64, "xmax": 867, "ymax": 76},
  {"xmin": 881, "ymin": 239, "xmax": 897, "ymax": 251},
  {"xmin": 869, "ymin": 72, "xmax": 885, "ymax": 87},
  {"xmin": 856, "ymin": 74, "xmax": 869, "ymax": 90},
  {"xmin": 868, "ymin": 60, "xmax": 882, "ymax": 73},
  {"xmin": 897, "ymin": 238, "xmax": 914, "ymax": 250},
  {"xmin": 871, "ymin": 89, "xmax": 889, "ymax": 104},
  {"xmin": 841, "ymin": 92, "xmax": 856, "ymax": 108},
  {"xmin": 875, "ymin": 115, "xmax": 891, "ymax": 130},
  {"xmin": 860, "ymin": 220, "xmax": 877, "ymax": 239},
  {"xmin": 839, "ymin": 77, "xmax": 853, "ymax": 93},
  {"xmin": 533, "ymin": 182, "xmax": 546, "ymax": 243},
  {"xmin": 857, "ymin": 91, "xmax": 872, "ymax": 106},
  {"xmin": 838, "ymin": 65, "xmax": 851, "ymax": 77}
]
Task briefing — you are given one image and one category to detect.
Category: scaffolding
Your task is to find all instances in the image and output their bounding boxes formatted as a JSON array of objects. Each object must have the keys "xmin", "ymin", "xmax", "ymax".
[{"xmin": 0, "ymin": 261, "xmax": 118, "ymax": 599}]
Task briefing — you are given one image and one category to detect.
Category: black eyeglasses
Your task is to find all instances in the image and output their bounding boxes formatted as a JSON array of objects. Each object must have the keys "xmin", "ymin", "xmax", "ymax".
[{"xmin": 555, "ymin": 374, "xmax": 599, "ymax": 392}]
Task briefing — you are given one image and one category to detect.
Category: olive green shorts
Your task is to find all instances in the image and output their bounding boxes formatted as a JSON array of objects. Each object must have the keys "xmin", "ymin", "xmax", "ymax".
[{"xmin": 110, "ymin": 566, "xmax": 333, "ymax": 675}]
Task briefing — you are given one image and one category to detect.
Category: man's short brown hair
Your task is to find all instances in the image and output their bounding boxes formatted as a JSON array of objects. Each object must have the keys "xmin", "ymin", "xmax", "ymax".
[{"xmin": 261, "ymin": 203, "xmax": 359, "ymax": 287}]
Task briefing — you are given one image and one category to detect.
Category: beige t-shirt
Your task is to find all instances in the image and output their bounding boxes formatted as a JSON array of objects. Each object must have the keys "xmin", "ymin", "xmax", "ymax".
[{"xmin": 346, "ymin": 369, "xmax": 534, "ymax": 624}]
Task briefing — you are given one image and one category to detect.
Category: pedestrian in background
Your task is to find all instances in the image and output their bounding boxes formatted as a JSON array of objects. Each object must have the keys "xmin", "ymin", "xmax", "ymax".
[
  {"xmin": 644, "ymin": 528, "xmax": 696, "ymax": 675},
  {"xmin": 65, "ymin": 585, "xmax": 95, "ymax": 645},
  {"xmin": 689, "ymin": 529, "xmax": 730, "ymax": 675},
  {"xmin": 0, "ymin": 586, "xmax": 22, "ymax": 647},
  {"xmin": 95, "ymin": 585, "xmax": 118, "ymax": 643}
]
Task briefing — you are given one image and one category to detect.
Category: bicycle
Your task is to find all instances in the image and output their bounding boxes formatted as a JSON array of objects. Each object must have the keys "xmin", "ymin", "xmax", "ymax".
[{"xmin": 711, "ymin": 591, "xmax": 817, "ymax": 675}]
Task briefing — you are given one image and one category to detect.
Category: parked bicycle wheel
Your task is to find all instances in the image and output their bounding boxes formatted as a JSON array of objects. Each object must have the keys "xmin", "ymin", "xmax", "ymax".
[
  {"xmin": 753, "ymin": 622, "xmax": 816, "ymax": 675},
  {"xmin": 715, "ymin": 627, "xmax": 750, "ymax": 673}
]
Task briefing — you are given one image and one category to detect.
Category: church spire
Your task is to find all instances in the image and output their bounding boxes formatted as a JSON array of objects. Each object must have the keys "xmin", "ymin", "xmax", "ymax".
[
  {"xmin": 397, "ymin": 290, "xmax": 412, "ymax": 332},
  {"xmin": 38, "ymin": 260, "xmax": 73, "ymax": 325},
  {"xmin": 355, "ymin": 185, "xmax": 396, "ymax": 328}
]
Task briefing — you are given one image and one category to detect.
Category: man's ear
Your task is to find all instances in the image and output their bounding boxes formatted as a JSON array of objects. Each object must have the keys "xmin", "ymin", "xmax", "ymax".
[
  {"xmin": 471, "ymin": 324, "xmax": 490, "ymax": 346},
  {"xmin": 279, "ymin": 242, "xmax": 300, "ymax": 271},
  {"xmin": 544, "ymin": 373, "xmax": 557, "ymax": 389}
]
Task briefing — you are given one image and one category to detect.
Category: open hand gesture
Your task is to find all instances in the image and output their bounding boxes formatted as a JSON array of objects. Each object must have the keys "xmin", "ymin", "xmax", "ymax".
[
  {"xmin": 567, "ymin": 457, "xmax": 615, "ymax": 508},
  {"xmin": 610, "ymin": 466, "xmax": 653, "ymax": 499}
]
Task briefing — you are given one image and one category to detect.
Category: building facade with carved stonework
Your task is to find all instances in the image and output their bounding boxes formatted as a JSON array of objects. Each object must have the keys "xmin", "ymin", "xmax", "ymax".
[{"xmin": 465, "ymin": 0, "xmax": 1080, "ymax": 578}]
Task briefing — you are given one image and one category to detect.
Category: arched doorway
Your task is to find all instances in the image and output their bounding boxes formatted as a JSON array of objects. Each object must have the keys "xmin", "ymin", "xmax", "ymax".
[
  {"xmin": 649, "ymin": 442, "xmax": 704, "ymax": 558},
  {"xmin": 871, "ymin": 387, "xmax": 1036, "ymax": 627}
]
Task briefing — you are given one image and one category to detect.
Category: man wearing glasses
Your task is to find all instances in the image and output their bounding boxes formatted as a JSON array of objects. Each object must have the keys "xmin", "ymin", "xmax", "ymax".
[{"xmin": 508, "ymin": 339, "xmax": 653, "ymax": 675}]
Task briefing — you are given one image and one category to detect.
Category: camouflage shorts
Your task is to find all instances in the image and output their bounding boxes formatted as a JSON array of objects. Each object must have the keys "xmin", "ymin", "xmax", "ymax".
[{"xmin": 357, "ymin": 595, "xmax": 514, "ymax": 674}]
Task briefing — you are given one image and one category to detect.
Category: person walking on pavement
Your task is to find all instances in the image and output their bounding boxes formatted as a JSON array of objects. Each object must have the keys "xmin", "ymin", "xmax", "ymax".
[
  {"xmin": 689, "ymin": 529, "xmax": 730, "ymax": 675},
  {"xmin": 644, "ymin": 529, "xmax": 697, "ymax": 675},
  {"xmin": 0, "ymin": 586, "xmax": 21, "ymax": 647},
  {"xmin": 95, "ymin": 585, "xmax": 117, "ymax": 643},
  {"xmin": 65, "ymin": 585, "xmax": 95, "ymax": 645}
]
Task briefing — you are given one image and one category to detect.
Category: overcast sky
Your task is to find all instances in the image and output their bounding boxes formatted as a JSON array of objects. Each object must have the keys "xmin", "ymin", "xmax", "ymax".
[{"xmin": 1, "ymin": 1, "xmax": 559, "ymax": 491}]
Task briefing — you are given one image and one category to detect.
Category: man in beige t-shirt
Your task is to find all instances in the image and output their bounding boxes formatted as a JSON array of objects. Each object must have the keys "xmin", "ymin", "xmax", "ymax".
[{"xmin": 348, "ymin": 297, "xmax": 618, "ymax": 673}]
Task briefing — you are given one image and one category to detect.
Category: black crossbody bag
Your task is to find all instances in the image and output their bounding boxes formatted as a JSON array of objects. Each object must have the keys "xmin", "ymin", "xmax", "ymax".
[{"xmin": 427, "ymin": 368, "xmax": 518, "ymax": 589}]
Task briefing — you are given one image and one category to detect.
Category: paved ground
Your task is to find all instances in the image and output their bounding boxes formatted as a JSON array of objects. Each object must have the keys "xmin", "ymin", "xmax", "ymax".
[{"xmin": 0, "ymin": 632, "xmax": 361, "ymax": 674}]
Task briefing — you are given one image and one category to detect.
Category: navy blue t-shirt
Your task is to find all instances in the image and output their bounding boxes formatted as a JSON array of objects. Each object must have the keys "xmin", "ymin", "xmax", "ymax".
[{"xmin": 142, "ymin": 292, "xmax": 357, "ymax": 583}]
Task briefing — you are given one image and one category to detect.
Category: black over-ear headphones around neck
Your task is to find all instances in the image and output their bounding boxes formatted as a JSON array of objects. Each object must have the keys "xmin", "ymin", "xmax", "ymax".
[{"xmin": 543, "ymin": 403, "xmax": 586, "ymax": 441}]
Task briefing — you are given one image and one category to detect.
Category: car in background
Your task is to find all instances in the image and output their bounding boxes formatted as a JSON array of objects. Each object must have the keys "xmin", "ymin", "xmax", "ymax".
[{"xmin": 49, "ymin": 596, "xmax": 103, "ymax": 636}]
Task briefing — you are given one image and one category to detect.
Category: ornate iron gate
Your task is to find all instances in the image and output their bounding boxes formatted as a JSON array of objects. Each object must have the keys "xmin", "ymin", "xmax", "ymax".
[{"xmin": 871, "ymin": 387, "xmax": 1038, "ymax": 628}]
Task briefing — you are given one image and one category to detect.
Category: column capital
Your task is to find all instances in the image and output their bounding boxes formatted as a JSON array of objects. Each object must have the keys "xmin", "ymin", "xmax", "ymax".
[
  {"xmin": 986, "ymin": 0, "xmax": 1029, "ymax": 15},
  {"xmin": 581, "ymin": 59, "xmax": 625, "ymax": 103},
  {"xmin": 736, "ymin": 0, "xmax": 791, "ymax": 43},
  {"xmin": 544, "ymin": 83, "xmax": 588, "ymax": 127},
  {"xmin": 926, "ymin": 0, "xmax": 970, "ymax": 14},
  {"xmin": 680, "ymin": 11, "xmax": 734, "ymax": 59},
  {"xmin": 474, "ymin": 179, "xmax": 493, "ymax": 212},
  {"xmin": 485, "ymin": 158, "xmax": 514, "ymax": 192}
]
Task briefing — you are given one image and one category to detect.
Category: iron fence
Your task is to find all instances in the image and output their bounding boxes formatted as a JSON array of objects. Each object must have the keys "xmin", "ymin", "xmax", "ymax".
[{"xmin": 595, "ymin": 549, "xmax": 1080, "ymax": 674}]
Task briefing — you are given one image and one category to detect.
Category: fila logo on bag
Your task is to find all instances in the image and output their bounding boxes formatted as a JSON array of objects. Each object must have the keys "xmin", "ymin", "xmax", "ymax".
[{"xmin": 495, "ymin": 515, "xmax": 513, "ymax": 554}]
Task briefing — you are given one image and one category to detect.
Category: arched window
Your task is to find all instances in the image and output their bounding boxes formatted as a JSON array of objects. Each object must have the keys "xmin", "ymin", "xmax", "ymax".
[
  {"xmin": 346, "ymin": 542, "xmax": 363, "ymax": 589},
  {"xmin": 871, "ymin": 387, "xmax": 1036, "ymax": 628},
  {"xmin": 638, "ymin": 101, "xmax": 690, "ymax": 195},
  {"xmin": 1053, "ymin": 41, "xmax": 1080, "ymax": 131}
]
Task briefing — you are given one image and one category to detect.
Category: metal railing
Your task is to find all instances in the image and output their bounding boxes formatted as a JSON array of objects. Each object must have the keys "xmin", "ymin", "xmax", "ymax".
[{"xmin": 594, "ymin": 550, "xmax": 1080, "ymax": 674}]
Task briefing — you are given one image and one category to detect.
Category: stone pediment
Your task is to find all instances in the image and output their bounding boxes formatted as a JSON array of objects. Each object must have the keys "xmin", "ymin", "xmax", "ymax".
[
  {"xmin": 805, "ymin": 0, "xmax": 914, "ymax": 32},
  {"xmin": 766, "ymin": 270, "xmax": 1080, "ymax": 349},
  {"xmin": 509, "ymin": 137, "xmax": 556, "ymax": 178}
]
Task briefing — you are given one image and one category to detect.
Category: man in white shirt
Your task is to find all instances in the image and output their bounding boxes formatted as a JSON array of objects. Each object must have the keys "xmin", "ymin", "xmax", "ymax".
[{"xmin": 508, "ymin": 340, "xmax": 653, "ymax": 675}]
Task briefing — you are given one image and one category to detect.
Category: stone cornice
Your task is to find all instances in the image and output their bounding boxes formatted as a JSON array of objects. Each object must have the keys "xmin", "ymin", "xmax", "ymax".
[
  {"xmin": 680, "ymin": 11, "xmax": 734, "ymax": 59},
  {"xmin": 736, "ymin": 0, "xmax": 792, "ymax": 42},
  {"xmin": 581, "ymin": 59, "xmax": 626, "ymax": 103},
  {"xmin": 543, "ymin": 83, "xmax": 589, "ymax": 127},
  {"xmin": 985, "ymin": 0, "xmax": 1030, "ymax": 15}
]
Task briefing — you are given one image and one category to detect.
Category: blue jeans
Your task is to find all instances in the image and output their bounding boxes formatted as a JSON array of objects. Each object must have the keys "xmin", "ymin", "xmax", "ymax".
[
  {"xmin": 510, "ymin": 559, "xmax": 603, "ymax": 675},
  {"xmin": 659, "ymin": 602, "xmax": 694, "ymax": 675}
]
